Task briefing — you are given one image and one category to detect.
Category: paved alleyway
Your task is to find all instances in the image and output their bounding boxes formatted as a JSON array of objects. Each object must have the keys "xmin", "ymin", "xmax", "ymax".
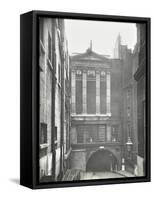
[
  {"xmin": 80, "ymin": 172, "xmax": 125, "ymax": 180},
  {"xmin": 116, "ymin": 170, "xmax": 135, "ymax": 177}
]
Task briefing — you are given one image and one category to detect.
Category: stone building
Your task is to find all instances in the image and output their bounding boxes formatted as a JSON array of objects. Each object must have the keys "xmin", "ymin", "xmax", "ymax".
[
  {"xmin": 115, "ymin": 27, "xmax": 146, "ymax": 176},
  {"xmin": 70, "ymin": 42, "xmax": 123, "ymax": 172},
  {"xmin": 134, "ymin": 24, "xmax": 146, "ymax": 176},
  {"xmin": 39, "ymin": 18, "xmax": 71, "ymax": 182},
  {"xmin": 39, "ymin": 19, "xmax": 145, "ymax": 179},
  {"xmin": 115, "ymin": 34, "xmax": 138, "ymax": 174}
]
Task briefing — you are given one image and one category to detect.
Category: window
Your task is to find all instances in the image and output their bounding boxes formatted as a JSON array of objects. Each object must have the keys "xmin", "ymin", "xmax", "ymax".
[
  {"xmin": 66, "ymin": 110, "xmax": 70, "ymax": 152},
  {"xmin": 87, "ymin": 70, "xmax": 96, "ymax": 114},
  {"xmin": 76, "ymin": 70, "xmax": 82, "ymax": 76},
  {"xmin": 100, "ymin": 71, "xmax": 107, "ymax": 114},
  {"xmin": 100, "ymin": 79, "xmax": 106, "ymax": 114},
  {"xmin": 76, "ymin": 80, "xmax": 82, "ymax": 114},
  {"xmin": 86, "ymin": 126, "xmax": 98, "ymax": 143},
  {"xmin": 127, "ymin": 89, "xmax": 131, "ymax": 118},
  {"xmin": 127, "ymin": 89, "xmax": 131, "ymax": 101},
  {"xmin": 101, "ymin": 71, "xmax": 106, "ymax": 77},
  {"xmin": 76, "ymin": 125, "xmax": 114, "ymax": 144},
  {"xmin": 87, "ymin": 80, "xmax": 96, "ymax": 114},
  {"xmin": 111, "ymin": 125, "xmax": 119, "ymax": 142},
  {"xmin": 87, "ymin": 70, "xmax": 95, "ymax": 77},
  {"xmin": 77, "ymin": 126, "xmax": 84, "ymax": 143},
  {"xmin": 127, "ymin": 124, "xmax": 132, "ymax": 139},
  {"xmin": 98, "ymin": 125, "xmax": 106, "ymax": 142},
  {"xmin": 71, "ymin": 72, "xmax": 76, "ymax": 114},
  {"xmin": 127, "ymin": 106, "xmax": 131, "ymax": 117},
  {"xmin": 40, "ymin": 123, "xmax": 47, "ymax": 144},
  {"xmin": 77, "ymin": 126, "xmax": 98, "ymax": 143}
]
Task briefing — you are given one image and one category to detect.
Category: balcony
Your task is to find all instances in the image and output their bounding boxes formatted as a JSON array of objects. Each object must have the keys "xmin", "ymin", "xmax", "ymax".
[
  {"xmin": 71, "ymin": 114, "xmax": 112, "ymax": 124},
  {"xmin": 72, "ymin": 113, "xmax": 112, "ymax": 119}
]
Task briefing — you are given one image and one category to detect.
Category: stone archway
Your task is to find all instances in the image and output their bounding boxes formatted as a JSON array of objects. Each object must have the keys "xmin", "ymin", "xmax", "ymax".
[{"xmin": 86, "ymin": 149, "xmax": 118, "ymax": 172}]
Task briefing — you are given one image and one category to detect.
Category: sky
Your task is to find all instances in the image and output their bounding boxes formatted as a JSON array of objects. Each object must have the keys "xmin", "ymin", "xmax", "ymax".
[{"xmin": 65, "ymin": 19, "xmax": 137, "ymax": 58}]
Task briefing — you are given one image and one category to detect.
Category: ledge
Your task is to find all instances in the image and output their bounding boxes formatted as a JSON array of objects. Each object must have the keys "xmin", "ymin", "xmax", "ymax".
[
  {"xmin": 71, "ymin": 142, "xmax": 123, "ymax": 149},
  {"xmin": 71, "ymin": 113, "xmax": 112, "ymax": 122},
  {"xmin": 71, "ymin": 113, "xmax": 112, "ymax": 117}
]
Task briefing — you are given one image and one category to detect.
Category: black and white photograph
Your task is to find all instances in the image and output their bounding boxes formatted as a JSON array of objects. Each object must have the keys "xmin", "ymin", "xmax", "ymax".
[
  {"xmin": 0, "ymin": 0, "xmax": 153, "ymax": 197},
  {"xmin": 39, "ymin": 16, "xmax": 148, "ymax": 183}
]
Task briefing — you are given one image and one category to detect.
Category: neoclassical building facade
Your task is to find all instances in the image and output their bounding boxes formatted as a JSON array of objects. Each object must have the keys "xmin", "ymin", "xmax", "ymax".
[{"xmin": 70, "ymin": 45, "xmax": 123, "ymax": 172}]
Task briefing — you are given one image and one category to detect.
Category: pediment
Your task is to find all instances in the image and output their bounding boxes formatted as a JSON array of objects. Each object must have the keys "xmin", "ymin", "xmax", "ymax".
[
  {"xmin": 80, "ymin": 54, "xmax": 103, "ymax": 61},
  {"xmin": 71, "ymin": 50, "xmax": 110, "ymax": 63}
]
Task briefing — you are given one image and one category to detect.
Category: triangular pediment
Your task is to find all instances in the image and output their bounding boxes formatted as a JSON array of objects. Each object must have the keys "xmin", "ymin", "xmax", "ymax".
[
  {"xmin": 79, "ymin": 54, "xmax": 103, "ymax": 61},
  {"xmin": 71, "ymin": 49, "xmax": 110, "ymax": 63}
]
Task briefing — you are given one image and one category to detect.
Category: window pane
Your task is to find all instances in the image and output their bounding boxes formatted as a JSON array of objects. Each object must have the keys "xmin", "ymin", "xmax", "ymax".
[
  {"xmin": 98, "ymin": 125, "xmax": 106, "ymax": 142},
  {"xmin": 76, "ymin": 80, "xmax": 82, "ymax": 114},
  {"xmin": 87, "ymin": 80, "xmax": 96, "ymax": 114},
  {"xmin": 100, "ymin": 79, "xmax": 106, "ymax": 113}
]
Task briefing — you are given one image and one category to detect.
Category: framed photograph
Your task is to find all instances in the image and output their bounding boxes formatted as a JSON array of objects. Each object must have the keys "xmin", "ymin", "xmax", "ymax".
[{"xmin": 20, "ymin": 10, "xmax": 151, "ymax": 189}]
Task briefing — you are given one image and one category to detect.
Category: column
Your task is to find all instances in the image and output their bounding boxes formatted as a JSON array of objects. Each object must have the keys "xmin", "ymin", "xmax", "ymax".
[
  {"xmin": 106, "ymin": 72, "xmax": 111, "ymax": 115},
  {"xmin": 71, "ymin": 71, "xmax": 76, "ymax": 114},
  {"xmin": 82, "ymin": 71, "xmax": 87, "ymax": 114},
  {"xmin": 96, "ymin": 71, "xmax": 100, "ymax": 114}
]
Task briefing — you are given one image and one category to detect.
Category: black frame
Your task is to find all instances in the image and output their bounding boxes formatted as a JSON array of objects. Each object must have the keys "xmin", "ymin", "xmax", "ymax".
[{"xmin": 20, "ymin": 10, "xmax": 151, "ymax": 189}]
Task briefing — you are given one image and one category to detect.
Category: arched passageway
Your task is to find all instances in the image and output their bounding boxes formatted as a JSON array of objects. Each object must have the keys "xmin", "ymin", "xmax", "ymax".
[{"xmin": 86, "ymin": 149, "xmax": 118, "ymax": 172}]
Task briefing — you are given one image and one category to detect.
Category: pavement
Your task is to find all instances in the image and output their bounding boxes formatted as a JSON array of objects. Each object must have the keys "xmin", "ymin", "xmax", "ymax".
[
  {"xmin": 80, "ymin": 172, "xmax": 125, "ymax": 180},
  {"xmin": 116, "ymin": 170, "xmax": 135, "ymax": 177},
  {"xmin": 80, "ymin": 170, "xmax": 136, "ymax": 180}
]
